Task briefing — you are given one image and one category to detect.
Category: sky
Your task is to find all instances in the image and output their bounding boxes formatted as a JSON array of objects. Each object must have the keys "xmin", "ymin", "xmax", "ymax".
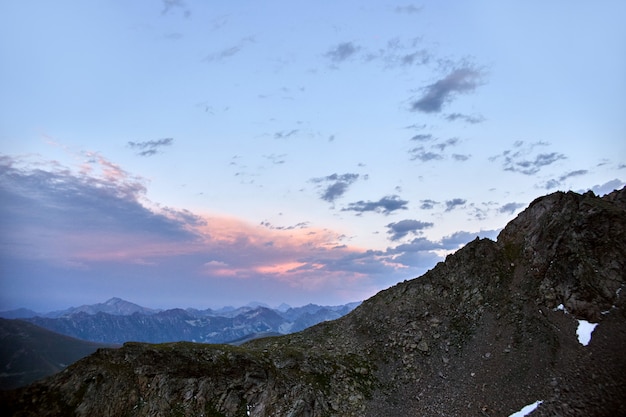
[{"xmin": 1, "ymin": 1, "xmax": 625, "ymax": 312}]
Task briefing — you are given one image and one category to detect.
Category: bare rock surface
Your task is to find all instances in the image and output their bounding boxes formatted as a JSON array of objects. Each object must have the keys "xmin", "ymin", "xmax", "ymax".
[{"xmin": 2, "ymin": 187, "xmax": 625, "ymax": 416}]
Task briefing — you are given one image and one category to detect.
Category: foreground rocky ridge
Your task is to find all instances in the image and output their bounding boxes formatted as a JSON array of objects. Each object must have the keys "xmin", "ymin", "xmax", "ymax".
[{"xmin": 2, "ymin": 188, "xmax": 625, "ymax": 416}]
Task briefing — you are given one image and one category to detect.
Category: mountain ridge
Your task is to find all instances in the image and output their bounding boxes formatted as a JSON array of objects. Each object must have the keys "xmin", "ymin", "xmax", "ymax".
[{"xmin": 2, "ymin": 187, "xmax": 625, "ymax": 416}]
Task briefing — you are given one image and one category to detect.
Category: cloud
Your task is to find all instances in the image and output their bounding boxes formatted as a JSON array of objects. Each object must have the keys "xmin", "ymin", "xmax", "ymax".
[
  {"xmin": 539, "ymin": 169, "xmax": 589, "ymax": 189},
  {"xmin": 411, "ymin": 134, "xmax": 433, "ymax": 142},
  {"xmin": 1, "ymin": 154, "xmax": 514, "ymax": 309},
  {"xmin": 445, "ymin": 113, "xmax": 485, "ymax": 124},
  {"xmin": 498, "ymin": 202, "xmax": 525, "ymax": 215},
  {"xmin": 452, "ymin": 154, "xmax": 470, "ymax": 161},
  {"xmin": 365, "ymin": 37, "xmax": 432, "ymax": 68},
  {"xmin": 410, "ymin": 66, "xmax": 485, "ymax": 113},
  {"xmin": 408, "ymin": 146, "xmax": 443, "ymax": 162},
  {"xmin": 260, "ymin": 221, "xmax": 310, "ymax": 231},
  {"xmin": 204, "ymin": 37, "xmax": 254, "ymax": 62},
  {"xmin": 0, "ymin": 155, "xmax": 199, "ymax": 267},
  {"xmin": 127, "ymin": 138, "xmax": 174, "ymax": 157},
  {"xmin": 440, "ymin": 229, "xmax": 499, "ymax": 249},
  {"xmin": 584, "ymin": 179, "xmax": 625, "ymax": 196},
  {"xmin": 445, "ymin": 198, "xmax": 466, "ymax": 211},
  {"xmin": 342, "ymin": 195, "xmax": 408, "ymax": 215},
  {"xmin": 310, "ymin": 173, "xmax": 362, "ymax": 203},
  {"xmin": 274, "ymin": 129, "xmax": 299, "ymax": 139},
  {"xmin": 3, "ymin": 155, "xmax": 415, "ymax": 308},
  {"xmin": 419, "ymin": 199, "xmax": 439, "ymax": 210},
  {"xmin": 433, "ymin": 137, "xmax": 459, "ymax": 151},
  {"xmin": 560, "ymin": 169, "xmax": 588, "ymax": 180},
  {"xmin": 263, "ymin": 154, "xmax": 287, "ymax": 165},
  {"xmin": 325, "ymin": 42, "xmax": 360, "ymax": 62},
  {"xmin": 161, "ymin": 0, "xmax": 190, "ymax": 17},
  {"xmin": 490, "ymin": 141, "xmax": 566, "ymax": 175},
  {"xmin": 386, "ymin": 219, "xmax": 434, "ymax": 241},
  {"xmin": 394, "ymin": 4, "xmax": 423, "ymax": 14},
  {"xmin": 400, "ymin": 50, "xmax": 431, "ymax": 66},
  {"xmin": 408, "ymin": 136, "xmax": 463, "ymax": 162},
  {"xmin": 164, "ymin": 33, "xmax": 183, "ymax": 41}
]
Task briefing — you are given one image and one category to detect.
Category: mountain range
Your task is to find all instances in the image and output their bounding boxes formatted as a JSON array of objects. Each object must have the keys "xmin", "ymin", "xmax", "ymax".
[
  {"xmin": 1, "ymin": 187, "xmax": 625, "ymax": 416},
  {"xmin": 1, "ymin": 300, "xmax": 361, "ymax": 345}
]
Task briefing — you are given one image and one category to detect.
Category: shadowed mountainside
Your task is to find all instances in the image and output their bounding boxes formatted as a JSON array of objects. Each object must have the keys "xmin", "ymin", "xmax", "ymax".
[
  {"xmin": 0, "ymin": 319, "xmax": 114, "ymax": 390},
  {"xmin": 1, "ymin": 187, "xmax": 625, "ymax": 416}
]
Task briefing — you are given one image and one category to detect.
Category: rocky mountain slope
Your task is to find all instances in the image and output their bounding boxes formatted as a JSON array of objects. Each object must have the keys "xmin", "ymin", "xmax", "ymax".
[{"xmin": 1, "ymin": 187, "xmax": 625, "ymax": 416}]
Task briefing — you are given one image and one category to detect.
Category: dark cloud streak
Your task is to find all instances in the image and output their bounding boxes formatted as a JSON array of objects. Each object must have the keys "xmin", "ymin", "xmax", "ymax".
[
  {"xmin": 394, "ymin": 5, "xmax": 423, "ymax": 14},
  {"xmin": 325, "ymin": 42, "xmax": 360, "ymax": 63},
  {"xmin": 386, "ymin": 219, "xmax": 433, "ymax": 241},
  {"xmin": 445, "ymin": 198, "xmax": 466, "ymax": 211},
  {"xmin": 445, "ymin": 113, "xmax": 485, "ymax": 124},
  {"xmin": 128, "ymin": 138, "xmax": 174, "ymax": 157},
  {"xmin": 342, "ymin": 195, "xmax": 408, "ymax": 215},
  {"xmin": 410, "ymin": 66, "xmax": 485, "ymax": 113},
  {"xmin": 310, "ymin": 173, "xmax": 361, "ymax": 203}
]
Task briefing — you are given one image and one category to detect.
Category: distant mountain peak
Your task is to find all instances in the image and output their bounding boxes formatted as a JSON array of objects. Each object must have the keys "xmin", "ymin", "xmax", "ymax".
[{"xmin": 104, "ymin": 297, "xmax": 124, "ymax": 305}]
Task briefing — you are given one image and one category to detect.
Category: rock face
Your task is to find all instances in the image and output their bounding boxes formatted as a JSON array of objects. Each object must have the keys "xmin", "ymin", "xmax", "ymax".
[{"xmin": 2, "ymin": 188, "xmax": 625, "ymax": 416}]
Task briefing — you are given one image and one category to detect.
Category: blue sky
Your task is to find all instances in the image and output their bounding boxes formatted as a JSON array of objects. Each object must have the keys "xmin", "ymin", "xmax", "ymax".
[{"xmin": 1, "ymin": 1, "xmax": 624, "ymax": 312}]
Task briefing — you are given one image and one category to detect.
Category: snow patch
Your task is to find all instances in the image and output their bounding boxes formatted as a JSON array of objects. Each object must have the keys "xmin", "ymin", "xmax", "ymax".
[
  {"xmin": 576, "ymin": 320, "xmax": 598, "ymax": 346},
  {"xmin": 278, "ymin": 322, "xmax": 293, "ymax": 334},
  {"xmin": 508, "ymin": 400, "xmax": 542, "ymax": 417},
  {"xmin": 554, "ymin": 303, "xmax": 598, "ymax": 346}
]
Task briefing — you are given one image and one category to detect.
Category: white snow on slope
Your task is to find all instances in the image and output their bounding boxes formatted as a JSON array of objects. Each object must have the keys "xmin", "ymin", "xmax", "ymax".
[
  {"xmin": 508, "ymin": 400, "xmax": 542, "ymax": 417},
  {"xmin": 576, "ymin": 320, "xmax": 598, "ymax": 346},
  {"xmin": 554, "ymin": 304, "xmax": 598, "ymax": 346}
]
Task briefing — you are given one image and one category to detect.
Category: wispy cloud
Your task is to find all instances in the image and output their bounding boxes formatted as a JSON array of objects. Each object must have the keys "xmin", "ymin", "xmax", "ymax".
[
  {"xmin": 408, "ymin": 137, "xmax": 462, "ymax": 162},
  {"xmin": 342, "ymin": 195, "xmax": 408, "ymax": 215},
  {"xmin": 490, "ymin": 141, "xmax": 566, "ymax": 175},
  {"xmin": 325, "ymin": 42, "xmax": 360, "ymax": 63},
  {"xmin": 445, "ymin": 113, "xmax": 485, "ymax": 124},
  {"xmin": 364, "ymin": 37, "xmax": 431, "ymax": 68},
  {"xmin": 204, "ymin": 37, "xmax": 254, "ymax": 62},
  {"xmin": 433, "ymin": 137, "xmax": 459, "ymax": 151},
  {"xmin": 127, "ymin": 138, "xmax": 174, "ymax": 157},
  {"xmin": 161, "ymin": 0, "xmax": 190, "ymax": 17},
  {"xmin": 310, "ymin": 173, "xmax": 362, "ymax": 203},
  {"xmin": 394, "ymin": 4, "xmax": 423, "ymax": 14},
  {"xmin": 410, "ymin": 133, "xmax": 433, "ymax": 142},
  {"xmin": 274, "ymin": 129, "xmax": 299, "ymax": 139},
  {"xmin": 410, "ymin": 66, "xmax": 485, "ymax": 113},
  {"xmin": 386, "ymin": 219, "xmax": 433, "ymax": 241},
  {"xmin": 260, "ymin": 221, "xmax": 309, "ymax": 231},
  {"xmin": 452, "ymin": 154, "xmax": 470, "ymax": 161},
  {"xmin": 263, "ymin": 154, "xmax": 287, "ymax": 165}
]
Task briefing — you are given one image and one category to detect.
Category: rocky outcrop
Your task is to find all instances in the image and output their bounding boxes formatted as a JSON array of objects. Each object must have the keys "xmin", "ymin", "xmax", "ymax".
[{"xmin": 2, "ymin": 187, "xmax": 625, "ymax": 416}]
